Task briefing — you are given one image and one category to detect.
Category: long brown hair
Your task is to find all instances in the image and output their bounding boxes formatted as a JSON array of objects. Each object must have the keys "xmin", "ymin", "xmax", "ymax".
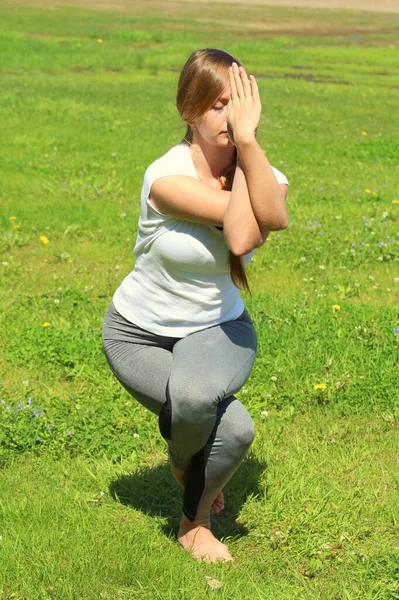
[{"xmin": 176, "ymin": 48, "xmax": 250, "ymax": 293}]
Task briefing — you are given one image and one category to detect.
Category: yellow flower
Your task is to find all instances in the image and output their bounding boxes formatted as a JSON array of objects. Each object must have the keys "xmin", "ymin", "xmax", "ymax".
[
  {"xmin": 67, "ymin": 258, "xmax": 73, "ymax": 264},
  {"xmin": 314, "ymin": 383, "xmax": 327, "ymax": 390},
  {"xmin": 13, "ymin": 225, "xmax": 20, "ymax": 229},
  {"xmin": 42, "ymin": 322, "xmax": 51, "ymax": 328},
  {"xmin": 97, "ymin": 38, "xmax": 103, "ymax": 43},
  {"xmin": 332, "ymin": 304, "xmax": 341, "ymax": 311},
  {"xmin": 9, "ymin": 216, "xmax": 17, "ymax": 221},
  {"xmin": 364, "ymin": 188, "xmax": 372, "ymax": 193},
  {"xmin": 392, "ymin": 200, "xmax": 399, "ymax": 204},
  {"xmin": 44, "ymin": 153, "xmax": 49, "ymax": 158},
  {"xmin": 40, "ymin": 235, "xmax": 49, "ymax": 244},
  {"xmin": 361, "ymin": 131, "xmax": 368, "ymax": 136}
]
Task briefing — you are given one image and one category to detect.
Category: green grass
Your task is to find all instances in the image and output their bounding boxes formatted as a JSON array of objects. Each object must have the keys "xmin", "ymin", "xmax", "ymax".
[{"xmin": 0, "ymin": 1, "xmax": 398, "ymax": 598}]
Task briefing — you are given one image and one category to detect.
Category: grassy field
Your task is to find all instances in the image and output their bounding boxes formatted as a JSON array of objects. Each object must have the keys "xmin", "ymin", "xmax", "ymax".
[{"xmin": 0, "ymin": 1, "xmax": 398, "ymax": 598}]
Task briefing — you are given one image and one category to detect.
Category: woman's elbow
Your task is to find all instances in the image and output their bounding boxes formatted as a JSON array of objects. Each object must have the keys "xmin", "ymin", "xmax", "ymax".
[
  {"xmin": 266, "ymin": 217, "xmax": 289, "ymax": 232},
  {"xmin": 227, "ymin": 235, "xmax": 262, "ymax": 256}
]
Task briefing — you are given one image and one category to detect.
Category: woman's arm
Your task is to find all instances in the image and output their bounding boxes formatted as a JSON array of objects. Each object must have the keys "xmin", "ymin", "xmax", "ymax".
[
  {"xmin": 150, "ymin": 176, "xmax": 231, "ymax": 226},
  {"xmin": 223, "ymin": 63, "xmax": 288, "ymax": 255}
]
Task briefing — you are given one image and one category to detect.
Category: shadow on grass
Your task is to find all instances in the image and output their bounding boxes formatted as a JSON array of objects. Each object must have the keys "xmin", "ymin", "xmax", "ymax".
[{"xmin": 109, "ymin": 456, "xmax": 266, "ymax": 540}]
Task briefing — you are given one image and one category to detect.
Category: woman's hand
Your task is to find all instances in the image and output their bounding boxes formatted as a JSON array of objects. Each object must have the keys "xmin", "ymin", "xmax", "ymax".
[{"xmin": 227, "ymin": 62, "xmax": 262, "ymax": 147}]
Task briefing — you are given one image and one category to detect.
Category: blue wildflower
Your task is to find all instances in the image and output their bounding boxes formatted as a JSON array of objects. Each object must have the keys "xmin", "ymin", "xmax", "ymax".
[{"xmin": 394, "ymin": 327, "xmax": 399, "ymax": 337}]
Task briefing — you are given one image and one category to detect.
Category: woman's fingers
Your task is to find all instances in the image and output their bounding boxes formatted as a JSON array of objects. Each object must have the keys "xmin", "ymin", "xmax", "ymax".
[
  {"xmin": 228, "ymin": 66, "xmax": 238, "ymax": 103},
  {"xmin": 232, "ymin": 62, "xmax": 245, "ymax": 100},
  {"xmin": 239, "ymin": 66, "xmax": 251, "ymax": 98},
  {"xmin": 249, "ymin": 74, "xmax": 260, "ymax": 102}
]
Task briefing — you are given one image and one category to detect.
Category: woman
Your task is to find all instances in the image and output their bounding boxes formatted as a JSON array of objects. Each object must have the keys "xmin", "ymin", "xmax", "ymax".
[{"xmin": 102, "ymin": 48, "xmax": 288, "ymax": 563}]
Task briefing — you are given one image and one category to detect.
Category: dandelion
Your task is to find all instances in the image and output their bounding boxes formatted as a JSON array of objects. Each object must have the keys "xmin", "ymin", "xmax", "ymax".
[
  {"xmin": 97, "ymin": 38, "xmax": 103, "ymax": 43},
  {"xmin": 9, "ymin": 216, "xmax": 17, "ymax": 221},
  {"xmin": 392, "ymin": 200, "xmax": 399, "ymax": 204},
  {"xmin": 314, "ymin": 383, "xmax": 327, "ymax": 390},
  {"xmin": 42, "ymin": 322, "xmax": 51, "ymax": 328},
  {"xmin": 66, "ymin": 258, "xmax": 73, "ymax": 264},
  {"xmin": 332, "ymin": 305, "xmax": 341, "ymax": 311},
  {"xmin": 13, "ymin": 225, "xmax": 20, "ymax": 229},
  {"xmin": 40, "ymin": 236, "xmax": 49, "ymax": 244},
  {"xmin": 361, "ymin": 131, "xmax": 368, "ymax": 136}
]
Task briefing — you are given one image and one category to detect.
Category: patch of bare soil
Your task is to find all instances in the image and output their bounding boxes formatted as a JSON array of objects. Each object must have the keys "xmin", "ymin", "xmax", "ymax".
[
  {"xmin": 194, "ymin": 0, "xmax": 399, "ymax": 13},
  {"xmin": 5, "ymin": 0, "xmax": 399, "ymax": 12}
]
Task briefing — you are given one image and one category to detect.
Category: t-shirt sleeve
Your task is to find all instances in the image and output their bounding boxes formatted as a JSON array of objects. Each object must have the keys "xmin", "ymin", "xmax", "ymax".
[
  {"xmin": 142, "ymin": 155, "xmax": 196, "ymax": 216},
  {"xmin": 271, "ymin": 166, "xmax": 289, "ymax": 186}
]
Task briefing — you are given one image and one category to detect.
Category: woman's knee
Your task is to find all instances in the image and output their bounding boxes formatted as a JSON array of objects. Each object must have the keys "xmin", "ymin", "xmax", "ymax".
[
  {"xmin": 234, "ymin": 417, "xmax": 255, "ymax": 449},
  {"xmin": 167, "ymin": 377, "xmax": 221, "ymax": 423}
]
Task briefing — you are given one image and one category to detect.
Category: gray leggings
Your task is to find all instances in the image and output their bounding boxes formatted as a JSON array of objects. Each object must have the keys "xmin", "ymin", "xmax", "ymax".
[{"xmin": 102, "ymin": 301, "xmax": 257, "ymax": 524}]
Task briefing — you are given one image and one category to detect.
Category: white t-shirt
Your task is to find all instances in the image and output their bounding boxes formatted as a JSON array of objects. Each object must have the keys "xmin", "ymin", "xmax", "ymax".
[{"xmin": 113, "ymin": 143, "xmax": 288, "ymax": 337}]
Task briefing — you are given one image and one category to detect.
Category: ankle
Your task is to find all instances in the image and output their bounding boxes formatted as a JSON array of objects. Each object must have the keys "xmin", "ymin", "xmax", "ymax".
[{"xmin": 179, "ymin": 514, "xmax": 211, "ymax": 531}]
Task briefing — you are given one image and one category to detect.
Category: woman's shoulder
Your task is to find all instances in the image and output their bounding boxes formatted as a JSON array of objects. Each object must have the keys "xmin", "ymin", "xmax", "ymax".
[
  {"xmin": 146, "ymin": 143, "xmax": 189, "ymax": 171},
  {"xmin": 144, "ymin": 142, "xmax": 195, "ymax": 183},
  {"xmin": 270, "ymin": 165, "xmax": 289, "ymax": 186}
]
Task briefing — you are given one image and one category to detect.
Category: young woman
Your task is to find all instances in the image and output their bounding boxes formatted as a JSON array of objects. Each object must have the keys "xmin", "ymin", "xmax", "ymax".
[{"xmin": 102, "ymin": 48, "xmax": 288, "ymax": 563}]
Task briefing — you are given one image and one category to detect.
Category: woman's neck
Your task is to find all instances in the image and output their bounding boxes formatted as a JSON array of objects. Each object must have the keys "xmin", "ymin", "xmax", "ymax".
[{"xmin": 189, "ymin": 137, "xmax": 235, "ymax": 183}]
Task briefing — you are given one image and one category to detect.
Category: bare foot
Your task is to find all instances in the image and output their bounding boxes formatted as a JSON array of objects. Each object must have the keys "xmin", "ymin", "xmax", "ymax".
[
  {"xmin": 171, "ymin": 465, "xmax": 224, "ymax": 514},
  {"xmin": 178, "ymin": 515, "xmax": 233, "ymax": 563}
]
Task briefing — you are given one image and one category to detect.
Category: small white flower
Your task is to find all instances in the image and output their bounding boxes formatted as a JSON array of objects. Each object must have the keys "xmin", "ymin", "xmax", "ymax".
[
  {"xmin": 261, "ymin": 410, "xmax": 269, "ymax": 418},
  {"xmin": 354, "ymin": 282, "xmax": 360, "ymax": 287},
  {"xmin": 300, "ymin": 256, "xmax": 306, "ymax": 262},
  {"xmin": 394, "ymin": 277, "xmax": 399, "ymax": 283},
  {"xmin": 377, "ymin": 256, "xmax": 383, "ymax": 261},
  {"xmin": 115, "ymin": 265, "xmax": 120, "ymax": 270},
  {"xmin": 120, "ymin": 212, "xmax": 127, "ymax": 217},
  {"xmin": 54, "ymin": 299, "xmax": 60, "ymax": 305},
  {"xmin": 368, "ymin": 275, "xmax": 374, "ymax": 281},
  {"xmin": 271, "ymin": 376, "xmax": 277, "ymax": 382},
  {"xmin": 319, "ymin": 265, "xmax": 325, "ymax": 270},
  {"xmin": 1, "ymin": 261, "xmax": 8, "ymax": 266},
  {"xmin": 386, "ymin": 288, "xmax": 391, "ymax": 292},
  {"xmin": 133, "ymin": 433, "xmax": 140, "ymax": 438},
  {"xmin": 22, "ymin": 380, "xmax": 29, "ymax": 386}
]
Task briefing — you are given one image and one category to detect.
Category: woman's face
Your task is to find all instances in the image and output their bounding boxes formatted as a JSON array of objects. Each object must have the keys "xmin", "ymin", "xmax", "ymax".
[{"xmin": 192, "ymin": 88, "xmax": 233, "ymax": 148}]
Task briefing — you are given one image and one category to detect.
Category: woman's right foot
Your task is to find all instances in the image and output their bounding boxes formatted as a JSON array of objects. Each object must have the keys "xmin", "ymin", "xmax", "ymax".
[
  {"xmin": 178, "ymin": 516, "xmax": 233, "ymax": 563},
  {"xmin": 171, "ymin": 465, "xmax": 224, "ymax": 514}
]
